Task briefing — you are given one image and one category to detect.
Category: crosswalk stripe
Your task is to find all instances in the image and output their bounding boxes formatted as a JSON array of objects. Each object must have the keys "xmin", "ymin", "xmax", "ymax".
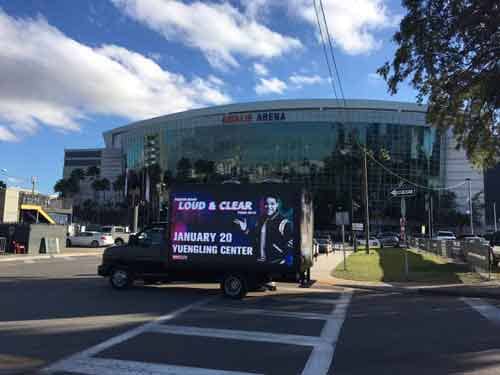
[
  {"xmin": 44, "ymin": 357, "xmax": 261, "ymax": 375},
  {"xmin": 195, "ymin": 306, "xmax": 334, "ymax": 320},
  {"xmin": 41, "ymin": 297, "xmax": 216, "ymax": 374},
  {"xmin": 150, "ymin": 324, "xmax": 328, "ymax": 347},
  {"xmin": 302, "ymin": 291, "xmax": 353, "ymax": 375},
  {"xmin": 462, "ymin": 297, "xmax": 500, "ymax": 324}
]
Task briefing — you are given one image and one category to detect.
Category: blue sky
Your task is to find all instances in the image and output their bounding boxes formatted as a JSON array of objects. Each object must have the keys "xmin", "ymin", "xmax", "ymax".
[{"xmin": 0, "ymin": 0, "xmax": 417, "ymax": 194}]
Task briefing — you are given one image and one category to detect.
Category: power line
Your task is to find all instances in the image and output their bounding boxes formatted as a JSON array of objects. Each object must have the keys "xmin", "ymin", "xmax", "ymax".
[
  {"xmin": 365, "ymin": 149, "xmax": 468, "ymax": 191},
  {"xmin": 313, "ymin": 0, "xmax": 339, "ymax": 100},
  {"xmin": 318, "ymin": 0, "xmax": 346, "ymax": 107}
]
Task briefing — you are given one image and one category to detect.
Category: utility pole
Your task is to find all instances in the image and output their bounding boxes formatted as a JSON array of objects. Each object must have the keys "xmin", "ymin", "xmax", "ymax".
[
  {"xmin": 31, "ymin": 176, "xmax": 37, "ymax": 196},
  {"xmin": 466, "ymin": 178, "xmax": 474, "ymax": 235},
  {"xmin": 363, "ymin": 147, "xmax": 370, "ymax": 254},
  {"xmin": 494, "ymin": 202, "xmax": 497, "ymax": 232}
]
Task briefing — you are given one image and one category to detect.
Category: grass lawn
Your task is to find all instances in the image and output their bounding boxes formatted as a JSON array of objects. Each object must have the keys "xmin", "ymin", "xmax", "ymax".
[{"xmin": 333, "ymin": 248, "xmax": 483, "ymax": 284}]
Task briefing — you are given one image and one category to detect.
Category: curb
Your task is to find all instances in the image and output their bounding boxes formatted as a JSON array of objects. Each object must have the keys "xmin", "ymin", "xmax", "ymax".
[
  {"xmin": 0, "ymin": 252, "xmax": 103, "ymax": 263},
  {"xmin": 316, "ymin": 278, "xmax": 500, "ymax": 300}
]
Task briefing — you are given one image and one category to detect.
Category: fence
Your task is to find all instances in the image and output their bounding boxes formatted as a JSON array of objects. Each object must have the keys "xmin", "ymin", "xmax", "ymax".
[{"xmin": 409, "ymin": 237, "xmax": 492, "ymax": 275}]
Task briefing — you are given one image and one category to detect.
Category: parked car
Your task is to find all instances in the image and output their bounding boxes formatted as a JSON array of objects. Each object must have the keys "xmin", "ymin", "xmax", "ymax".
[
  {"xmin": 100, "ymin": 226, "xmax": 131, "ymax": 245},
  {"xmin": 489, "ymin": 232, "xmax": 500, "ymax": 266},
  {"xmin": 356, "ymin": 236, "xmax": 381, "ymax": 248},
  {"xmin": 434, "ymin": 231, "xmax": 456, "ymax": 240},
  {"xmin": 67, "ymin": 231, "xmax": 114, "ymax": 248},
  {"xmin": 376, "ymin": 232, "xmax": 400, "ymax": 248},
  {"xmin": 458, "ymin": 234, "xmax": 489, "ymax": 245},
  {"xmin": 315, "ymin": 238, "xmax": 333, "ymax": 253}
]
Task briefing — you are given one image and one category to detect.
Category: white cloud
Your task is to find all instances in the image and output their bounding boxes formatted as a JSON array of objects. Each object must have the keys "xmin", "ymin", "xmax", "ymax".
[
  {"xmin": 287, "ymin": 0, "xmax": 397, "ymax": 55},
  {"xmin": 0, "ymin": 11, "xmax": 231, "ymax": 142},
  {"xmin": 289, "ymin": 74, "xmax": 324, "ymax": 87},
  {"xmin": 243, "ymin": 0, "xmax": 271, "ymax": 19},
  {"xmin": 111, "ymin": 0, "xmax": 302, "ymax": 69},
  {"xmin": 0, "ymin": 126, "xmax": 17, "ymax": 142},
  {"xmin": 255, "ymin": 77, "xmax": 287, "ymax": 95},
  {"xmin": 253, "ymin": 63, "xmax": 269, "ymax": 76}
]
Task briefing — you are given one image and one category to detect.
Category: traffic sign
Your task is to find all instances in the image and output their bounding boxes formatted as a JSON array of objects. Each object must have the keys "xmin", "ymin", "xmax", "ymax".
[
  {"xmin": 335, "ymin": 211, "xmax": 350, "ymax": 225},
  {"xmin": 390, "ymin": 186, "xmax": 416, "ymax": 197},
  {"xmin": 352, "ymin": 222, "xmax": 364, "ymax": 231}
]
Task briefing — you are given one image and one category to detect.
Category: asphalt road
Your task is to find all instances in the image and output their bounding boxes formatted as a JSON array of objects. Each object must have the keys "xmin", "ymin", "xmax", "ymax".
[{"xmin": 1, "ymin": 255, "xmax": 500, "ymax": 374}]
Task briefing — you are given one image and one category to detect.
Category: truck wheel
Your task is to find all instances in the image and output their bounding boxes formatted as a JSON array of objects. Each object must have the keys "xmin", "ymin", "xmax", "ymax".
[
  {"xmin": 221, "ymin": 274, "xmax": 247, "ymax": 299},
  {"xmin": 110, "ymin": 268, "xmax": 133, "ymax": 290},
  {"xmin": 91, "ymin": 240, "xmax": 99, "ymax": 248},
  {"xmin": 115, "ymin": 238, "xmax": 124, "ymax": 246}
]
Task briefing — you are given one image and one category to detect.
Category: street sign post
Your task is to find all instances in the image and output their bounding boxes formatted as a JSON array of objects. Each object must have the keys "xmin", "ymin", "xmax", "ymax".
[
  {"xmin": 336, "ymin": 211, "xmax": 349, "ymax": 271},
  {"xmin": 335, "ymin": 211, "xmax": 350, "ymax": 225},
  {"xmin": 390, "ymin": 186, "xmax": 416, "ymax": 198}
]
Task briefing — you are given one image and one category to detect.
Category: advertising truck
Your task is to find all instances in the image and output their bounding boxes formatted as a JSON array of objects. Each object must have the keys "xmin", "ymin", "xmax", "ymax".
[{"xmin": 98, "ymin": 184, "xmax": 314, "ymax": 298}]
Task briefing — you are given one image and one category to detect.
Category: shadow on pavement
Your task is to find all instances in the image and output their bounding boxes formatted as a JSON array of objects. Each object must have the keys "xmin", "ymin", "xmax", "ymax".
[{"xmin": 378, "ymin": 248, "xmax": 467, "ymax": 283}]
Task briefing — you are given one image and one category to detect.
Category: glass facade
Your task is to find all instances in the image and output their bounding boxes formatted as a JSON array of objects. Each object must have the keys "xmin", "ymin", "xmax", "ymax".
[{"xmin": 115, "ymin": 103, "xmax": 443, "ymax": 228}]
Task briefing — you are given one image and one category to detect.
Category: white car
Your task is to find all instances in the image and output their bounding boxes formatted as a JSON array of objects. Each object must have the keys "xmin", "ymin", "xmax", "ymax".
[
  {"xmin": 356, "ymin": 236, "xmax": 381, "ymax": 248},
  {"xmin": 67, "ymin": 231, "xmax": 114, "ymax": 248},
  {"xmin": 434, "ymin": 231, "xmax": 456, "ymax": 240}
]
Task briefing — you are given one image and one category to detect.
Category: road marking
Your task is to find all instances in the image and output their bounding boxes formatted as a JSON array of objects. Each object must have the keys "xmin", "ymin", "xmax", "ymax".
[
  {"xmin": 195, "ymin": 306, "xmax": 334, "ymax": 320},
  {"xmin": 47, "ymin": 357, "xmax": 261, "ymax": 375},
  {"xmin": 462, "ymin": 298, "xmax": 500, "ymax": 324},
  {"xmin": 301, "ymin": 291, "xmax": 352, "ymax": 375},
  {"xmin": 278, "ymin": 286, "xmax": 346, "ymax": 293},
  {"xmin": 283, "ymin": 297, "xmax": 346, "ymax": 305},
  {"xmin": 23, "ymin": 260, "xmax": 35, "ymax": 264},
  {"xmin": 41, "ymin": 296, "xmax": 216, "ymax": 374},
  {"xmin": 151, "ymin": 324, "xmax": 327, "ymax": 347}
]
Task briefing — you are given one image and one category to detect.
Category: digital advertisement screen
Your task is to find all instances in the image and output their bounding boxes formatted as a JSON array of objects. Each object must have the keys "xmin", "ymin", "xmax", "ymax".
[{"xmin": 169, "ymin": 187, "xmax": 298, "ymax": 267}]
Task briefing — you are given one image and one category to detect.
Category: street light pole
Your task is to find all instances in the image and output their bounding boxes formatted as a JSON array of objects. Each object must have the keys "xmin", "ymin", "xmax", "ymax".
[
  {"xmin": 494, "ymin": 202, "xmax": 498, "ymax": 232},
  {"xmin": 466, "ymin": 178, "xmax": 474, "ymax": 235},
  {"xmin": 363, "ymin": 147, "xmax": 370, "ymax": 254}
]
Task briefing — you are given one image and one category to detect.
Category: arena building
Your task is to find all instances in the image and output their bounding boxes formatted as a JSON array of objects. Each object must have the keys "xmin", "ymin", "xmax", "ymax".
[{"xmin": 66, "ymin": 99, "xmax": 485, "ymax": 229}]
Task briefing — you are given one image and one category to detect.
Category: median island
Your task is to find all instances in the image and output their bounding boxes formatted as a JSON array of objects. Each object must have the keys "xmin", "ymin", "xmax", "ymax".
[{"xmin": 332, "ymin": 248, "xmax": 482, "ymax": 284}]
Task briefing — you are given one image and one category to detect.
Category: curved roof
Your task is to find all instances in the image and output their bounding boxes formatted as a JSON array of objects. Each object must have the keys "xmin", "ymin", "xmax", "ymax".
[{"xmin": 103, "ymin": 98, "xmax": 427, "ymax": 137}]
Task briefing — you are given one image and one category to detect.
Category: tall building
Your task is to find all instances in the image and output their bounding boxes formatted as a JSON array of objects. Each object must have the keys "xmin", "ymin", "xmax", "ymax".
[
  {"xmin": 484, "ymin": 163, "xmax": 500, "ymax": 229},
  {"xmin": 68, "ymin": 99, "xmax": 483, "ymax": 229},
  {"xmin": 63, "ymin": 148, "xmax": 123, "ymax": 203}
]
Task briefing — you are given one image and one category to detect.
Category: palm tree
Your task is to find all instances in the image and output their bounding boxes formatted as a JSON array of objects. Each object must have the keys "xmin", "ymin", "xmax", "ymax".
[
  {"xmin": 86, "ymin": 166, "xmax": 100, "ymax": 179},
  {"xmin": 91, "ymin": 178, "xmax": 101, "ymax": 201},
  {"xmin": 54, "ymin": 179, "xmax": 69, "ymax": 197},
  {"xmin": 101, "ymin": 178, "xmax": 110, "ymax": 201},
  {"xmin": 113, "ymin": 173, "xmax": 126, "ymax": 193},
  {"xmin": 177, "ymin": 157, "xmax": 192, "ymax": 181},
  {"xmin": 70, "ymin": 168, "xmax": 85, "ymax": 181}
]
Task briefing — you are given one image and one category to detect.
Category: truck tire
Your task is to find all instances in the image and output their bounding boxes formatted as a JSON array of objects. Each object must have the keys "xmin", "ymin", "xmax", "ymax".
[
  {"xmin": 110, "ymin": 268, "xmax": 133, "ymax": 290},
  {"xmin": 221, "ymin": 273, "xmax": 247, "ymax": 299},
  {"xmin": 115, "ymin": 238, "xmax": 124, "ymax": 246}
]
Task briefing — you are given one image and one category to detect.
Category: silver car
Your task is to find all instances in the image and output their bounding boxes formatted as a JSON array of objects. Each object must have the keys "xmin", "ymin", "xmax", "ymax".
[{"xmin": 67, "ymin": 231, "xmax": 114, "ymax": 248}]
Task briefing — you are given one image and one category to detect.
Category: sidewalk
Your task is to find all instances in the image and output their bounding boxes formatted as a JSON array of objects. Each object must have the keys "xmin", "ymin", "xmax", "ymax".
[
  {"xmin": 312, "ymin": 250, "xmax": 500, "ymax": 300},
  {"xmin": 0, "ymin": 247, "xmax": 104, "ymax": 262}
]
